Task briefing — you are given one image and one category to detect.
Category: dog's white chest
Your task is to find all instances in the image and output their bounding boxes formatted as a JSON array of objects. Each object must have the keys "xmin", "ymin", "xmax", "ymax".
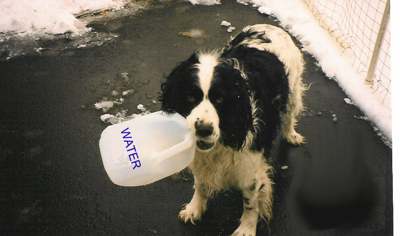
[{"xmin": 190, "ymin": 146, "xmax": 237, "ymax": 192}]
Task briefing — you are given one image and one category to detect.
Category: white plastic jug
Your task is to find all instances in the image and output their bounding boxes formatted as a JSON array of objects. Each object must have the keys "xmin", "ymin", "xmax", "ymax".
[{"xmin": 99, "ymin": 111, "xmax": 195, "ymax": 186}]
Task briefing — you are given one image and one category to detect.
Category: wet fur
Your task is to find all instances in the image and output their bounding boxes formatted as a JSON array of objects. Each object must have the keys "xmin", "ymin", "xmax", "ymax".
[{"xmin": 160, "ymin": 24, "xmax": 305, "ymax": 235}]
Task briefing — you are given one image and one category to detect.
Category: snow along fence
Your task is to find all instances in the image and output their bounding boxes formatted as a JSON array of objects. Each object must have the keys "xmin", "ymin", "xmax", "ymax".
[
  {"xmin": 303, "ymin": 0, "xmax": 391, "ymax": 125},
  {"xmin": 223, "ymin": 0, "xmax": 392, "ymax": 141}
]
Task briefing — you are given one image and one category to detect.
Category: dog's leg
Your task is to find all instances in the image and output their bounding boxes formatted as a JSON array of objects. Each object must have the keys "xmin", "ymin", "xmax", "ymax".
[
  {"xmin": 232, "ymin": 180, "xmax": 260, "ymax": 236},
  {"xmin": 282, "ymin": 80, "xmax": 305, "ymax": 145},
  {"xmin": 178, "ymin": 178, "xmax": 208, "ymax": 224},
  {"xmin": 233, "ymin": 162, "xmax": 273, "ymax": 236},
  {"xmin": 257, "ymin": 170, "xmax": 273, "ymax": 222},
  {"xmin": 282, "ymin": 112, "xmax": 304, "ymax": 145}
]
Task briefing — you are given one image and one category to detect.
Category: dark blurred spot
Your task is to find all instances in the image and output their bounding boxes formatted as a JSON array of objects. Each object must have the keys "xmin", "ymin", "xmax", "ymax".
[
  {"xmin": 23, "ymin": 129, "xmax": 44, "ymax": 139},
  {"xmin": 296, "ymin": 156, "xmax": 377, "ymax": 229},
  {"xmin": 18, "ymin": 201, "xmax": 43, "ymax": 224},
  {"xmin": 28, "ymin": 146, "xmax": 43, "ymax": 158}
]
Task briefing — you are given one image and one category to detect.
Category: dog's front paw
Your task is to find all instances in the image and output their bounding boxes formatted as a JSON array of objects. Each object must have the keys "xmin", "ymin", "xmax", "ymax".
[
  {"xmin": 178, "ymin": 203, "xmax": 204, "ymax": 225},
  {"xmin": 231, "ymin": 224, "xmax": 256, "ymax": 236},
  {"xmin": 286, "ymin": 130, "xmax": 305, "ymax": 145}
]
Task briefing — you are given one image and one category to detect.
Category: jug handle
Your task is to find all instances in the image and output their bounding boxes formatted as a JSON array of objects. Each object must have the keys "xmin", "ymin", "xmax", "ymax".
[{"xmin": 152, "ymin": 133, "xmax": 194, "ymax": 165}]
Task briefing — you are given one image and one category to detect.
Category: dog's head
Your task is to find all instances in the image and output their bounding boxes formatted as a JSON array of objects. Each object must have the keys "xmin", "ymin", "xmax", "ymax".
[{"xmin": 160, "ymin": 52, "xmax": 252, "ymax": 152}]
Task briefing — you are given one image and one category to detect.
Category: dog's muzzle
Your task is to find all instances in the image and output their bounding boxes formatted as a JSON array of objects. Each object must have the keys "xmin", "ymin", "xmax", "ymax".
[{"xmin": 194, "ymin": 121, "xmax": 215, "ymax": 151}]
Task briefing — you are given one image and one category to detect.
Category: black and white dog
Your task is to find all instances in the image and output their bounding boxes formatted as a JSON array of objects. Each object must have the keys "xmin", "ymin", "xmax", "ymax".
[{"xmin": 160, "ymin": 24, "xmax": 305, "ymax": 235}]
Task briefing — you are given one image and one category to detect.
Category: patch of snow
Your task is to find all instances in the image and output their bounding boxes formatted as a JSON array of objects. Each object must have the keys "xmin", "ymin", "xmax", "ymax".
[
  {"xmin": 373, "ymin": 126, "xmax": 392, "ymax": 148},
  {"xmin": 111, "ymin": 90, "xmax": 119, "ymax": 97},
  {"xmin": 120, "ymin": 72, "xmax": 130, "ymax": 81},
  {"xmin": 227, "ymin": 26, "xmax": 236, "ymax": 33},
  {"xmin": 100, "ymin": 110, "xmax": 129, "ymax": 124},
  {"xmin": 344, "ymin": 98, "xmax": 354, "ymax": 105},
  {"xmin": 236, "ymin": 0, "xmax": 249, "ymax": 5},
  {"xmin": 332, "ymin": 113, "xmax": 338, "ymax": 123},
  {"xmin": 137, "ymin": 104, "xmax": 146, "ymax": 112},
  {"xmin": 352, "ymin": 115, "xmax": 391, "ymax": 147},
  {"xmin": 0, "ymin": 0, "xmax": 126, "ymax": 36},
  {"xmin": 152, "ymin": 99, "xmax": 157, "ymax": 104},
  {"xmin": 122, "ymin": 89, "xmax": 135, "ymax": 96},
  {"xmin": 100, "ymin": 114, "xmax": 118, "ymax": 124},
  {"xmin": 281, "ymin": 165, "xmax": 288, "ymax": 170},
  {"xmin": 94, "ymin": 100, "xmax": 114, "ymax": 112},
  {"xmin": 353, "ymin": 115, "xmax": 368, "ymax": 121},
  {"xmin": 77, "ymin": 44, "xmax": 87, "ymax": 48},
  {"xmin": 220, "ymin": 20, "xmax": 232, "ymax": 27},
  {"xmin": 100, "ymin": 109, "xmax": 150, "ymax": 125},
  {"xmin": 178, "ymin": 29, "xmax": 206, "ymax": 38},
  {"xmin": 220, "ymin": 20, "xmax": 235, "ymax": 33},
  {"xmin": 113, "ymin": 97, "xmax": 124, "ymax": 105},
  {"xmin": 34, "ymin": 47, "xmax": 44, "ymax": 53},
  {"xmin": 188, "ymin": 0, "xmax": 221, "ymax": 5}
]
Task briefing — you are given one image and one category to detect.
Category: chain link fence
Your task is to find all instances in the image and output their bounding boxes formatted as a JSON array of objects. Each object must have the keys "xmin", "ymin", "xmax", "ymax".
[{"xmin": 303, "ymin": 0, "xmax": 391, "ymax": 112}]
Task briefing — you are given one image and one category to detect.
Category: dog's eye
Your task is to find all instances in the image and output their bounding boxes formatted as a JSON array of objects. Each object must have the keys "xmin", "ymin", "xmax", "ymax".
[
  {"xmin": 215, "ymin": 97, "xmax": 224, "ymax": 104},
  {"xmin": 187, "ymin": 95, "xmax": 196, "ymax": 103}
]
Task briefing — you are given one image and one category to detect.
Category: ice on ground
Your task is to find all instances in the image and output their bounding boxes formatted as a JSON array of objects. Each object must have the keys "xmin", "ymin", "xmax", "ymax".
[
  {"xmin": 344, "ymin": 98, "xmax": 354, "ymax": 105},
  {"xmin": 77, "ymin": 44, "xmax": 87, "ymax": 48},
  {"xmin": 353, "ymin": 115, "xmax": 368, "ymax": 121},
  {"xmin": 220, "ymin": 20, "xmax": 232, "ymax": 27},
  {"xmin": 100, "ymin": 109, "xmax": 150, "ymax": 125},
  {"xmin": 0, "ymin": 0, "xmax": 126, "ymax": 36},
  {"xmin": 227, "ymin": 26, "xmax": 236, "ymax": 33},
  {"xmin": 94, "ymin": 100, "xmax": 114, "ymax": 112},
  {"xmin": 178, "ymin": 29, "xmax": 206, "ymax": 39},
  {"xmin": 120, "ymin": 72, "xmax": 130, "ymax": 82},
  {"xmin": 34, "ymin": 47, "xmax": 44, "ymax": 53},
  {"xmin": 100, "ymin": 114, "xmax": 118, "ymax": 124},
  {"xmin": 220, "ymin": 20, "xmax": 235, "ymax": 33},
  {"xmin": 236, "ymin": 0, "xmax": 249, "ymax": 5},
  {"xmin": 332, "ymin": 113, "xmax": 338, "ymax": 123},
  {"xmin": 137, "ymin": 104, "xmax": 146, "ymax": 112},
  {"xmin": 122, "ymin": 89, "xmax": 135, "ymax": 96},
  {"xmin": 373, "ymin": 126, "xmax": 392, "ymax": 148},
  {"xmin": 100, "ymin": 111, "xmax": 128, "ymax": 125},
  {"xmin": 113, "ymin": 97, "xmax": 124, "ymax": 105},
  {"xmin": 188, "ymin": 0, "xmax": 221, "ymax": 6},
  {"xmin": 111, "ymin": 90, "xmax": 119, "ymax": 97}
]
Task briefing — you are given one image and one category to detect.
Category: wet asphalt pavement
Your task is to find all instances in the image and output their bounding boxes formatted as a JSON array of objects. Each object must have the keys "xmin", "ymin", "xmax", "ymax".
[{"xmin": 0, "ymin": 1, "xmax": 392, "ymax": 235}]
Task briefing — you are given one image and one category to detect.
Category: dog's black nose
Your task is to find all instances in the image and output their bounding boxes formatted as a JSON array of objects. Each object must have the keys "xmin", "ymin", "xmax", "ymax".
[{"xmin": 195, "ymin": 121, "xmax": 214, "ymax": 137}]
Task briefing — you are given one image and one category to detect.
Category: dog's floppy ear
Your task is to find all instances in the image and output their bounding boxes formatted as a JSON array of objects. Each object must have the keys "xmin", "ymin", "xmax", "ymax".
[
  {"xmin": 159, "ymin": 52, "xmax": 198, "ymax": 113},
  {"xmin": 213, "ymin": 62, "xmax": 252, "ymax": 150}
]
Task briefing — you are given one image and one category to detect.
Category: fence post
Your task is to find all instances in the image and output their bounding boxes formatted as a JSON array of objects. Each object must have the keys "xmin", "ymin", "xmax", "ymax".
[{"xmin": 365, "ymin": 0, "xmax": 390, "ymax": 86}]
